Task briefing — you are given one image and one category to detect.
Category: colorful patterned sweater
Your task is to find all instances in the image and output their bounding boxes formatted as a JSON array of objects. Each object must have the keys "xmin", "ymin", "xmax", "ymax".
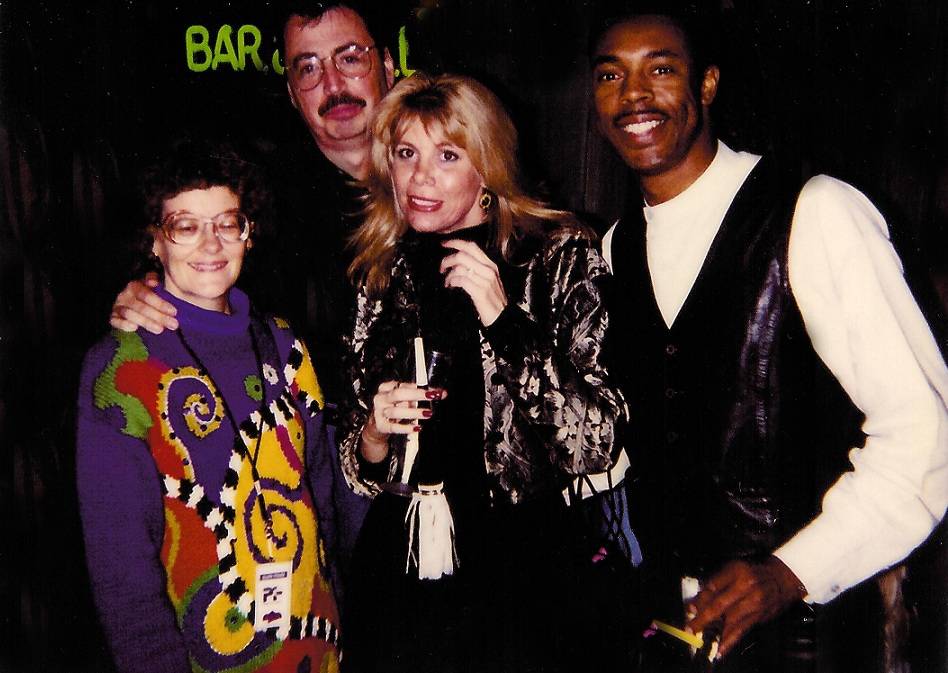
[{"xmin": 77, "ymin": 287, "xmax": 341, "ymax": 673}]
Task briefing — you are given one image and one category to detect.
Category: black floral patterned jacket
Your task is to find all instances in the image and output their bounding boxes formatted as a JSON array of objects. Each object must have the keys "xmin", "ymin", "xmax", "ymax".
[{"xmin": 339, "ymin": 225, "xmax": 628, "ymax": 505}]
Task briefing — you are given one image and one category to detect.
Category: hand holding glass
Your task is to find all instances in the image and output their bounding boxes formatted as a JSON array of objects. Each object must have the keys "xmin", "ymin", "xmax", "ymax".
[{"xmin": 378, "ymin": 345, "xmax": 451, "ymax": 495}]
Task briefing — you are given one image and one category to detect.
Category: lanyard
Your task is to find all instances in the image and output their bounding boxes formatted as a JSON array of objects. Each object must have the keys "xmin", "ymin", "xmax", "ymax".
[{"xmin": 176, "ymin": 315, "xmax": 279, "ymax": 557}]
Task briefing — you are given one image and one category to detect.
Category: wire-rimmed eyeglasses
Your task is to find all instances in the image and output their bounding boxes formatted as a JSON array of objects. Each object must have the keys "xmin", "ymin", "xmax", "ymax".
[
  {"xmin": 159, "ymin": 210, "xmax": 252, "ymax": 245},
  {"xmin": 287, "ymin": 43, "xmax": 377, "ymax": 91}
]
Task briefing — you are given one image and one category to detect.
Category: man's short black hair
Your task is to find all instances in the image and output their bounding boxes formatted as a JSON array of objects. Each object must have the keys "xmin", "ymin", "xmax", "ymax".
[
  {"xmin": 589, "ymin": 1, "xmax": 720, "ymax": 92},
  {"xmin": 274, "ymin": 1, "xmax": 399, "ymax": 59}
]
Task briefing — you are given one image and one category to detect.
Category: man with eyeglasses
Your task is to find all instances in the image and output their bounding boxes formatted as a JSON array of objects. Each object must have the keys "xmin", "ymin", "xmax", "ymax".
[
  {"xmin": 108, "ymin": 0, "xmax": 396, "ymax": 613},
  {"xmin": 282, "ymin": 2, "xmax": 395, "ymax": 183},
  {"xmin": 264, "ymin": 1, "xmax": 395, "ymax": 404}
]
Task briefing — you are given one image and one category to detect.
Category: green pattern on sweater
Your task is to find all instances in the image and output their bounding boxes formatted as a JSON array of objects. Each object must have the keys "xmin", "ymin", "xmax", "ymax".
[
  {"xmin": 244, "ymin": 374, "xmax": 263, "ymax": 402},
  {"xmin": 93, "ymin": 330, "xmax": 152, "ymax": 439}
]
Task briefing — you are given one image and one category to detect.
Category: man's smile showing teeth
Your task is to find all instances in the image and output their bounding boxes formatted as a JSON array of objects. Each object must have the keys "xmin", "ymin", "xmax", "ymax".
[{"xmin": 622, "ymin": 119, "xmax": 664, "ymax": 134}]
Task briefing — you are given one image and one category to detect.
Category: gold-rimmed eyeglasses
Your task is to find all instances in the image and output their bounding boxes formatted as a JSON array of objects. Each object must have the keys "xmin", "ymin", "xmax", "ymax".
[
  {"xmin": 287, "ymin": 43, "xmax": 377, "ymax": 91},
  {"xmin": 159, "ymin": 210, "xmax": 252, "ymax": 245}
]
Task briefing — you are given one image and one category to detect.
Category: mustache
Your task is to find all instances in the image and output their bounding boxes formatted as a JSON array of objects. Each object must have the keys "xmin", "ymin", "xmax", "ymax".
[
  {"xmin": 318, "ymin": 93, "xmax": 367, "ymax": 116},
  {"xmin": 613, "ymin": 108, "xmax": 667, "ymax": 125}
]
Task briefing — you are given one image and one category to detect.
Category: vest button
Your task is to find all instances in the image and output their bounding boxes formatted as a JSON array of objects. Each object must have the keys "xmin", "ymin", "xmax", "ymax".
[{"xmin": 665, "ymin": 344, "xmax": 678, "ymax": 356}]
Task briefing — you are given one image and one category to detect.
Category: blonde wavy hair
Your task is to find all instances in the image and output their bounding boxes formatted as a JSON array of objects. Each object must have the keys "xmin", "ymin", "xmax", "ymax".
[{"xmin": 349, "ymin": 72, "xmax": 575, "ymax": 297}]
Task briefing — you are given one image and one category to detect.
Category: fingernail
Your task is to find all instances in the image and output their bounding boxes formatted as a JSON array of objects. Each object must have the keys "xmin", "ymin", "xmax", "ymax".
[
  {"xmin": 412, "ymin": 425, "xmax": 422, "ymax": 432},
  {"xmin": 422, "ymin": 409, "xmax": 433, "ymax": 418},
  {"xmin": 425, "ymin": 390, "xmax": 442, "ymax": 400}
]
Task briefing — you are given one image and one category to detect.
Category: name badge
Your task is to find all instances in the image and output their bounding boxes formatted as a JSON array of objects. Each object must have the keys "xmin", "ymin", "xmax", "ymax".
[{"xmin": 253, "ymin": 561, "xmax": 292, "ymax": 633}]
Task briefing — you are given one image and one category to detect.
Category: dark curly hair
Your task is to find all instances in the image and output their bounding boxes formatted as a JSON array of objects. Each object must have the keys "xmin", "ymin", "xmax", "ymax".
[{"xmin": 132, "ymin": 138, "xmax": 272, "ymax": 276}]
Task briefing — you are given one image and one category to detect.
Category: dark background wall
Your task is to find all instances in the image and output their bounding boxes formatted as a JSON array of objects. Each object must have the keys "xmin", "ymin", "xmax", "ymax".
[{"xmin": 1, "ymin": 1, "xmax": 946, "ymax": 672}]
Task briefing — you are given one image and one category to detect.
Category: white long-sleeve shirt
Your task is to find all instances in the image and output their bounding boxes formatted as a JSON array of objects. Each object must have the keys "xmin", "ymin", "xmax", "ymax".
[{"xmin": 602, "ymin": 141, "xmax": 948, "ymax": 604}]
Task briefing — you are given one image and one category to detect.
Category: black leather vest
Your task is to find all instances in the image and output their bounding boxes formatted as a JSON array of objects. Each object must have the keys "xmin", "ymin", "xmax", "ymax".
[{"xmin": 607, "ymin": 161, "xmax": 866, "ymax": 587}]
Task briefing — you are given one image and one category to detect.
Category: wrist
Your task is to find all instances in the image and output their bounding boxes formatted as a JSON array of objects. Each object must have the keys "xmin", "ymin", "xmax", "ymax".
[
  {"xmin": 764, "ymin": 555, "xmax": 807, "ymax": 603},
  {"xmin": 479, "ymin": 298, "xmax": 507, "ymax": 327},
  {"xmin": 359, "ymin": 421, "xmax": 389, "ymax": 463}
]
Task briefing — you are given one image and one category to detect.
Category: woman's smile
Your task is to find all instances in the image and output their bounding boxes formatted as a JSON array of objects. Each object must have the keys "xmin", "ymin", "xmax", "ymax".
[{"xmin": 407, "ymin": 194, "xmax": 443, "ymax": 212}]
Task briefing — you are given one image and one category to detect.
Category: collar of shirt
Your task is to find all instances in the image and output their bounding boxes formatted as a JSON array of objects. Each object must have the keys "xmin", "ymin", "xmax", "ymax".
[{"xmin": 643, "ymin": 141, "xmax": 761, "ymax": 327}]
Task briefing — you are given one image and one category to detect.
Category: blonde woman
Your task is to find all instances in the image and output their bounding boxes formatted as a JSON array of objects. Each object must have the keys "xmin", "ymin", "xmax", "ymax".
[{"xmin": 339, "ymin": 73, "xmax": 628, "ymax": 673}]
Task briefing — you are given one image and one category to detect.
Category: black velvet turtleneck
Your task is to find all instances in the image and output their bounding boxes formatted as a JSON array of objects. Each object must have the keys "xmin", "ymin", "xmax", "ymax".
[
  {"xmin": 399, "ymin": 224, "xmax": 494, "ymax": 529},
  {"xmin": 401, "ymin": 224, "xmax": 493, "ymax": 352}
]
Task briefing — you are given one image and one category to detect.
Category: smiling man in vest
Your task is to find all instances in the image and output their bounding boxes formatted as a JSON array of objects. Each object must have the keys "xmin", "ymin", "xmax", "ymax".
[{"xmin": 592, "ymin": 7, "xmax": 948, "ymax": 670}]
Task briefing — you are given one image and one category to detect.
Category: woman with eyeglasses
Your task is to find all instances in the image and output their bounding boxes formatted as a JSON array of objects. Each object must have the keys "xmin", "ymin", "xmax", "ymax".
[
  {"xmin": 76, "ymin": 140, "xmax": 342, "ymax": 673},
  {"xmin": 338, "ymin": 73, "xmax": 629, "ymax": 673}
]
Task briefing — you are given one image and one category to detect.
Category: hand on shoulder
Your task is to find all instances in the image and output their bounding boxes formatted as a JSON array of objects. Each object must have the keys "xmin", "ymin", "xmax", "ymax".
[{"xmin": 109, "ymin": 272, "xmax": 178, "ymax": 334}]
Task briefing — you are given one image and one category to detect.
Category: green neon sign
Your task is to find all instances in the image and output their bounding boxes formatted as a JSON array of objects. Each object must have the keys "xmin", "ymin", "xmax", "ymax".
[{"xmin": 185, "ymin": 24, "xmax": 414, "ymax": 78}]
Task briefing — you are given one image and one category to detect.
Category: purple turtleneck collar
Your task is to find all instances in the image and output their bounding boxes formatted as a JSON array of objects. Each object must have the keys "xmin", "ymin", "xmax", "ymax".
[{"xmin": 154, "ymin": 285, "xmax": 251, "ymax": 336}]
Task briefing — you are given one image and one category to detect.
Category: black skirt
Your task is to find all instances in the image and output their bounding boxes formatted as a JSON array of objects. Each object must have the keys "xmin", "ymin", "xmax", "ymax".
[{"xmin": 342, "ymin": 488, "xmax": 610, "ymax": 673}]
